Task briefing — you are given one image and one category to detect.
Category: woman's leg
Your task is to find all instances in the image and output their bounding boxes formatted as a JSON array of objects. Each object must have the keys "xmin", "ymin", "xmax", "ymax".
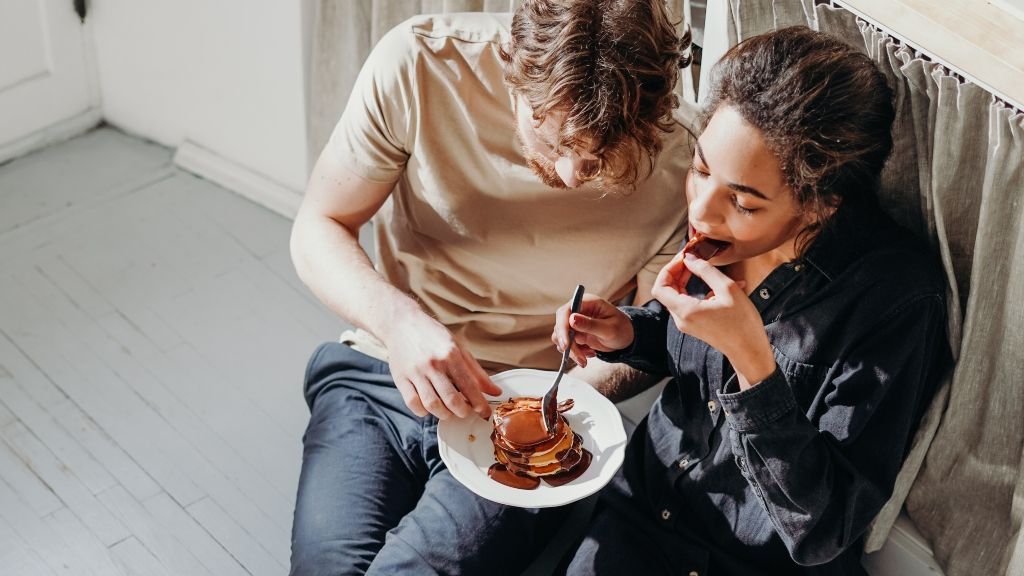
[{"xmin": 564, "ymin": 504, "xmax": 682, "ymax": 576}]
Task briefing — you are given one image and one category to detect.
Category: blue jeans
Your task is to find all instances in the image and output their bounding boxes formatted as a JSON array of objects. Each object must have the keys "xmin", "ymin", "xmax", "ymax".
[{"xmin": 290, "ymin": 342, "xmax": 567, "ymax": 575}]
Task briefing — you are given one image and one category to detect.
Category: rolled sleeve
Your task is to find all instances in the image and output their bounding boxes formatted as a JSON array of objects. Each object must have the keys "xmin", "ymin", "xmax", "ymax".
[
  {"xmin": 596, "ymin": 303, "xmax": 671, "ymax": 377},
  {"xmin": 716, "ymin": 368, "xmax": 796, "ymax": 433}
]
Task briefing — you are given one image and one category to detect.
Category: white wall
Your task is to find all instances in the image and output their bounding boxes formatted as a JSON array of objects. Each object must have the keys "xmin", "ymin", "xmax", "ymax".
[{"xmin": 89, "ymin": 0, "xmax": 310, "ymax": 196}]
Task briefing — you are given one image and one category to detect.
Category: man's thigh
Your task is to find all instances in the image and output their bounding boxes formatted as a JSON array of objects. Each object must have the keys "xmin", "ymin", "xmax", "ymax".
[
  {"xmin": 291, "ymin": 343, "xmax": 430, "ymax": 576},
  {"xmin": 368, "ymin": 469, "xmax": 567, "ymax": 576}
]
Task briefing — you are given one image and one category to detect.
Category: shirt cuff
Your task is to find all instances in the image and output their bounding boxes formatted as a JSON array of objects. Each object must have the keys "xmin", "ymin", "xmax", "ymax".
[
  {"xmin": 716, "ymin": 367, "xmax": 797, "ymax": 433},
  {"xmin": 595, "ymin": 305, "xmax": 662, "ymax": 365}
]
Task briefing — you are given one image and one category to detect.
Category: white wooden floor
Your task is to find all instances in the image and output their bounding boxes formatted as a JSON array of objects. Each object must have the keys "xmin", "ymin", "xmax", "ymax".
[{"xmin": 0, "ymin": 128, "xmax": 344, "ymax": 575}]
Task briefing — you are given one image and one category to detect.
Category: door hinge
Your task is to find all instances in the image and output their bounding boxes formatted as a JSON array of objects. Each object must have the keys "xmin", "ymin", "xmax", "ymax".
[{"xmin": 74, "ymin": 0, "xmax": 87, "ymax": 23}]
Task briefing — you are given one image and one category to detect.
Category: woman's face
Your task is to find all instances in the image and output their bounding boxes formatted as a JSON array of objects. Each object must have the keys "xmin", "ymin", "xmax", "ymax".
[{"xmin": 686, "ymin": 105, "xmax": 811, "ymax": 266}]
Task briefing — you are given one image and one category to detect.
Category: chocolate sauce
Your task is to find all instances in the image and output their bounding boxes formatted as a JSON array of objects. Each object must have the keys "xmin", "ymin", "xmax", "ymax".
[
  {"xmin": 487, "ymin": 463, "xmax": 541, "ymax": 490},
  {"xmin": 496, "ymin": 409, "xmax": 559, "ymax": 446},
  {"xmin": 684, "ymin": 232, "xmax": 729, "ymax": 260},
  {"xmin": 543, "ymin": 449, "xmax": 593, "ymax": 487},
  {"xmin": 489, "ymin": 398, "xmax": 592, "ymax": 490}
]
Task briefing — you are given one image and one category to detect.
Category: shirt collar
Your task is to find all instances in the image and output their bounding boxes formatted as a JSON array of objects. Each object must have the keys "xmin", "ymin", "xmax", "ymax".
[{"xmin": 799, "ymin": 201, "xmax": 885, "ymax": 283}]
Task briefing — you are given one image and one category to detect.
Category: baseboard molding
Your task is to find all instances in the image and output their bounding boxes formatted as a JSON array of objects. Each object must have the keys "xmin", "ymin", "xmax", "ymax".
[
  {"xmin": 863, "ymin": 514, "xmax": 944, "ymax": 575},
  {"xmin": 0, "ymin": 108, "xmax": 102, "ymax": 166},
  {"xmin": 173, "ymin": 140, "xmax": 302, "ymax": 219}
]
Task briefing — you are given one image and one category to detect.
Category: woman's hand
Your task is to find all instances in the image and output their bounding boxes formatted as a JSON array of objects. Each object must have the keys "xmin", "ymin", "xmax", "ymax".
[
  {"xmin": 551, "ymin": 293, "xmax": 635, "ymax": 367},
  {"xmin": 652, "ymin": 252, "xmax": 776, "ymax": 388},
  {"xmin": 384, "ymin": 311, "xmax": 502, "ymax": 420}
]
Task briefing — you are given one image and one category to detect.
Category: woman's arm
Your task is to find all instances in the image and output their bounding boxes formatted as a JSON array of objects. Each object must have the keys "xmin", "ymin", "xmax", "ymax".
[
  {"xmin": 716, "ymin": 294, "xmax": 948, "ymax": 565},
  {"xmin": 594, "ymin": 301, "xmax": 674, "ymax": 378}
]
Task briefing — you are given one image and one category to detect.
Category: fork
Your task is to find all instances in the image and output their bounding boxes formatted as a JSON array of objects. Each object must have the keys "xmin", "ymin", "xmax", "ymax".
[{"xmin": 542, "ymin": 284, "xmax": 585, "ymax": 434}]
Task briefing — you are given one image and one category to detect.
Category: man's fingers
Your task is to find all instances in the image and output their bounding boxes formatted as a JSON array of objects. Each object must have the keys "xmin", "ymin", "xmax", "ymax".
[
  {"xmin": 457, "ymin": 348, "xmax": 499, "ymax": 418},
  {"xmin": 460, "ymin": 348, "xmax": 501, "ymax": 396},
  {"xmin": 411, "ymin": 375, "xmax": 457, "ymax": 420},
  {"xmin": 394, "ymin": 378, "xmax": 428, "ymax": 417},
  {"xmin": 429, "ymin": 369, "xmax": 474, "ymax": 419}
]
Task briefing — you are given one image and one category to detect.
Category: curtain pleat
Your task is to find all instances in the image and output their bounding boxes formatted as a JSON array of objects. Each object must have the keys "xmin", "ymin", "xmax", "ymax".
[{"xmin": 904, "ymin": 95, "xmax": 1024, "ymax": 576}]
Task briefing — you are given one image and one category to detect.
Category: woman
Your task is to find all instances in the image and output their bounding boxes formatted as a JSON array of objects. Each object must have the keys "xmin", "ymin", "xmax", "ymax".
[{"xmin": 553, "ymin": 26, "xmax": 950, "ymax": 575}]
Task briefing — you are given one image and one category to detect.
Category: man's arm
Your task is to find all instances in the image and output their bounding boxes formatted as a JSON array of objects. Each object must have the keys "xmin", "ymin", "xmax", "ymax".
[
  {"xmin": 290, "ymin": 151, "xmax": 500, "ymax": 419},
  {"xmin": 290, "ymin": 152, "xmax": 404, "ymax": 338},
  {"xmin": 569, "ymin": 273, "xmax": 663, "ymax": 402}
]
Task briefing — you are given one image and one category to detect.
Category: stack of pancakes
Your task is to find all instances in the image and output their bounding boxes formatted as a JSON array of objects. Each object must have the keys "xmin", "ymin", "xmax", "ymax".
[{"xmin": 490, "ymin": 397, "xmax": 584, "ymax": 478}]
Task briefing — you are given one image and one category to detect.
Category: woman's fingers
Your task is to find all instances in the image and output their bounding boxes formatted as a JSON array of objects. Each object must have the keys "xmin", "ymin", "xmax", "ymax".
[
  {"xmin": 569, "ymin": 312, "xmax": 618, "ymax": 343},
  {"xmin": 554, "ymin": 294, "xmax": 616, "ymax": 348},
  {"xmin": 654, "ymin": 251, "xmax": 691, "ymax": 295},
  {"xmin": 681, "ymin": 253, "xmax": 738, "ymax": 300}
]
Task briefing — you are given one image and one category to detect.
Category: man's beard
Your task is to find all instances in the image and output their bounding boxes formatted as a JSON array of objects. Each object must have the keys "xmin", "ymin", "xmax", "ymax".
[{"xmin": 514, "ymin": 127, "xmax": 567, "ymax": 189}]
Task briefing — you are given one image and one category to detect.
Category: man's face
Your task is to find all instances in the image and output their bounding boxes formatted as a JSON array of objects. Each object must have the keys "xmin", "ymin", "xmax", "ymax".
[{"xmin": 513, "ymin": 95, "xmax": 599, "ymax": 189}]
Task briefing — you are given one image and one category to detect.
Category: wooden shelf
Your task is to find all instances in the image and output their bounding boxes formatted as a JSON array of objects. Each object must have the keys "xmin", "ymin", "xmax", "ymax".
[{"xmin": 835, "ymin": 0, "xmax": 1024, "ymax": 110}]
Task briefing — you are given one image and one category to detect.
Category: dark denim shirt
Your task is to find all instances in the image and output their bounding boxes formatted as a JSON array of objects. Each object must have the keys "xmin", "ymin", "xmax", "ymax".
[{"xmin": 598, "ymin": 204, "xmax": 950, "ymax": 575}]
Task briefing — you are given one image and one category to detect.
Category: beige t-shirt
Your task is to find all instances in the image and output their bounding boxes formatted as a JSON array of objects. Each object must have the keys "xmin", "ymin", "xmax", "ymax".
[{"xmin": 328, "ymin": 13, "xmax": 694, "ymax": 372}]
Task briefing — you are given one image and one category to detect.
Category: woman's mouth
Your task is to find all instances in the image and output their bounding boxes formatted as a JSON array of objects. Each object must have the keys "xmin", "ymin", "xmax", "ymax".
[{"xmin": 686, "ymin": 226, "xmax": 732, "ymax": 260}]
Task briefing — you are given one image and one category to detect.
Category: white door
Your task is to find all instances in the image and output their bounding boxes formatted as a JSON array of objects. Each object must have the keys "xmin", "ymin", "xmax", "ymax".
[{"xmin": 0, "ymin": 0, "xmax": 97, "ymax": 161}]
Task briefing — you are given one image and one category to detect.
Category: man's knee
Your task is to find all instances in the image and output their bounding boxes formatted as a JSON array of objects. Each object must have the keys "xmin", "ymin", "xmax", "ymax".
[
  {"xmin": 301, "ymin": 342, "xmax": 397, "ymax": 413},
  {"xmin": 290, "ymin": 537, "xmax": 370, "ymax": 576}
]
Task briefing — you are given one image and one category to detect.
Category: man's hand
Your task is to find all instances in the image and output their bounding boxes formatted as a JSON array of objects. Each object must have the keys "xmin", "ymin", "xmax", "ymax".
[{"xmin": 384, "ymin": 310, "xmax": 502, "ymax": 420}]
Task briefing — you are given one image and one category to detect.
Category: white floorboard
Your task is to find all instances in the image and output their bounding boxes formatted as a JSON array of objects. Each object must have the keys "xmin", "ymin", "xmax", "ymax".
[{"xmin": 0, "ymin": 127, "xmax": 344, "ymax": 575}]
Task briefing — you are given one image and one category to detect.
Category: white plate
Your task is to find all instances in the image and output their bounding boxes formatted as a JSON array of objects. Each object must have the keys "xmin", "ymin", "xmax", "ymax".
[{"xmin": 437, "ymin": 369, "xmax": 627, "ymax": 508}]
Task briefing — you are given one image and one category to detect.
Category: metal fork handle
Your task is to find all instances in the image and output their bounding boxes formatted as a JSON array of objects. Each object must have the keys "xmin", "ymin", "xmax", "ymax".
[{"xmin": 542, "ymin": 285, "xmax": 585, "ymax": 433}]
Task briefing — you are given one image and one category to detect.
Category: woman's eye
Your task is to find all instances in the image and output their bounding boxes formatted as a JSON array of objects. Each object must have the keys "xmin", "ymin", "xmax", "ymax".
[
  {"xmin": 690, "ymin": 166, "xmax": 709, "ymax": 178},
  {"xmin": 731, "ymin": 195, "xmax": 757, "ymax": 215}
]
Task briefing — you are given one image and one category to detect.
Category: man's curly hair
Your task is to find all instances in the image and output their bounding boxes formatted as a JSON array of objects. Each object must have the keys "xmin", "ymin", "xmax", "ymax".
[{"xmin": 500, "ymin": 0, "xmax": 691, "ymax": 188}]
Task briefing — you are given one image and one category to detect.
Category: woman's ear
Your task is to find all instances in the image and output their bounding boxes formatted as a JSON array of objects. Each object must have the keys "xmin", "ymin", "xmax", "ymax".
[{"xmin": 804, "ymin": 195, "xmax": 840, "ymax": 227}]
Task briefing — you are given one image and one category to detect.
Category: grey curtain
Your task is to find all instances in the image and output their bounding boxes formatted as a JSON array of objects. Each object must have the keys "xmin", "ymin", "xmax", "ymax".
[
  {"xmin": 307, "ymin": 0, "xmax": 695, "ymax": 163},
  {"xmin": 702, "ymin": 2, "xmax": 1024, "ymax": 575}
]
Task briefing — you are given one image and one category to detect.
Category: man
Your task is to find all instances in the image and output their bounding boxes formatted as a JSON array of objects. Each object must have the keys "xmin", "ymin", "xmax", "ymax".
[{"xmin": 289, "ymin": 1, "xmax": 693, "ymax": 574}]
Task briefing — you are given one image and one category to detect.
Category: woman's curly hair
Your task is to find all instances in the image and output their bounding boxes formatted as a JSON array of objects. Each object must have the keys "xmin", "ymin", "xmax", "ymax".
[
  {"xmin": 699, "ymin": 26, "xmax": 896, "ymax": 253},
  {"xmin": 500, "ymin": 0, "xmax": 691, "ymax": 187}
]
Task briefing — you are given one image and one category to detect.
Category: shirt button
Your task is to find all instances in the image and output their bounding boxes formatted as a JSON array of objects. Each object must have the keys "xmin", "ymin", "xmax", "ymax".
[
  {"xmin": 759, "ymin": 288, "xmax": 771, "ymax": 300},
  {"xmin": 661, "ymin": 509, "xmax": 672, "ymax": 521},
  {"xmin": 794, "ymin": 264, "xmax": 803, "ymax": 271},
  {"xmin": 707, "ymin": 400, "xmax": 717, "ymax": 413},
  {"xmin": 678, "ymin": 458, "xmax": 689, "ymax": 468}
]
